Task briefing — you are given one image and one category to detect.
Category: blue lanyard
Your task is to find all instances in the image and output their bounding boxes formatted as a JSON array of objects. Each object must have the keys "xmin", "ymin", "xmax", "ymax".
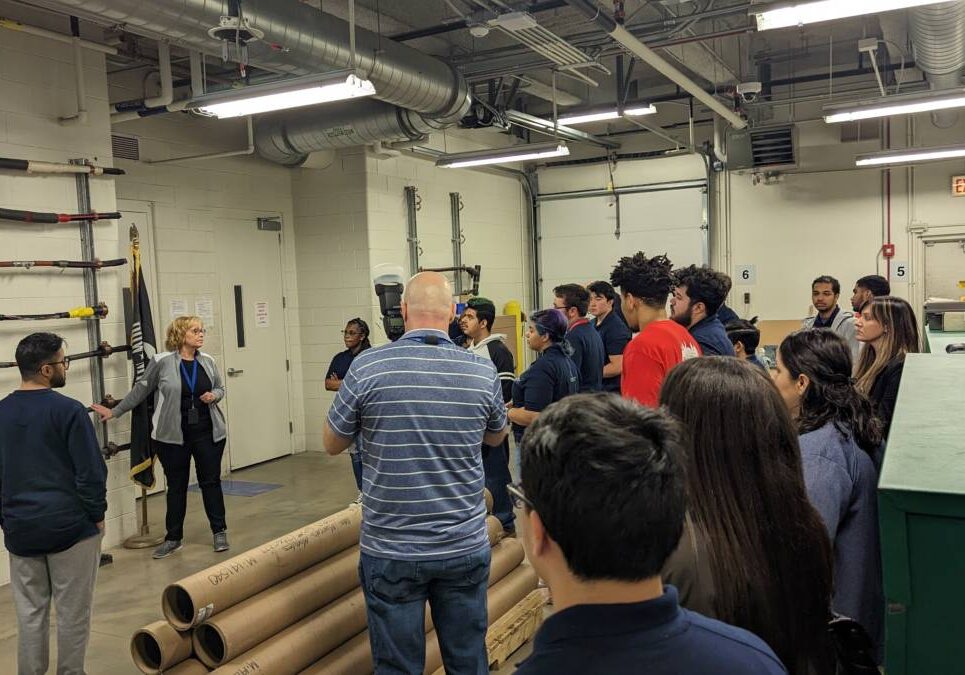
[{"xmin": 180, "ymin": 358, "xmax": 199, "ymax": 394}]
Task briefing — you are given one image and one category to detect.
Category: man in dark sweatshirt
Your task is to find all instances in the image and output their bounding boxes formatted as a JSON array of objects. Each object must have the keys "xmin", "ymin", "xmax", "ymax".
[
  {"xmin": 461, "ymin": 297, "xmax": 516, "ymax": 532},
  {"xmin": 670, "ymin": 265, "xmax": 736, "ymax": 357},
  {"xmin": 0, "ymin": 332, "xmax": 106, "ymax": 675},
  {"xmin": 553, "ymin": 284, "xmax": 605, "ymax": 392}
]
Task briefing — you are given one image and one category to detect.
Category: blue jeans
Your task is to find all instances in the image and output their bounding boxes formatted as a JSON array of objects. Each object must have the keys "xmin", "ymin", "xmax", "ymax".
[
  {"xmin": 350, "ymin": 451, "xmax": 363, "ymax": 491},
  {"xmin": 482, "ymin": 441, "xmax": 515, "ymax": 532},
  {"xmin": 359, "ymin": 548, "xmax": 491, "ymax": 675}
]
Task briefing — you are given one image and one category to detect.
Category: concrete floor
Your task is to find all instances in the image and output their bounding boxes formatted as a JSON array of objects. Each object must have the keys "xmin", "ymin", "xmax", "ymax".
[{"xmin": 0, "ymin": 452, "xmax": 535, "ymax": 673}]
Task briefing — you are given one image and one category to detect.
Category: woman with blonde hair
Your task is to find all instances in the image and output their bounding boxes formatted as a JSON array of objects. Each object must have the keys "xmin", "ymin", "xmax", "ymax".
[
  {"xmin": 91, "ymin": 316, "xmax": 229, "ymax": 559},
  {"xmin": 853, "ymin": 296, "xmax": 920, "ymax": 440}
]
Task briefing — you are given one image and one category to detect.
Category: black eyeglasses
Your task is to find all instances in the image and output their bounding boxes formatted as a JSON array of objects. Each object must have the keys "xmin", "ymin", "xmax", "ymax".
[
  {"xmin": 44, "ymin": 358, "xmax": 70, "ymax": 371},
  {"xmin": 507, "ymin": 483, "xmax": 533, "ymax": 511}
]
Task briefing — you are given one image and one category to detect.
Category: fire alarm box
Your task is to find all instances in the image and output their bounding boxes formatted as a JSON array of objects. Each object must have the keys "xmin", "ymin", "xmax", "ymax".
[{"xmin": 882, "ymin": 243, "xmax": 896, "ymax": 259}]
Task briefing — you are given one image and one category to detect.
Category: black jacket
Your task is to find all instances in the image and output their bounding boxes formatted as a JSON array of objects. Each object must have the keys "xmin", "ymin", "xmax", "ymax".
[{"xmin": 869, "ymin": 356, "xmax": 906, "ymax": 440}]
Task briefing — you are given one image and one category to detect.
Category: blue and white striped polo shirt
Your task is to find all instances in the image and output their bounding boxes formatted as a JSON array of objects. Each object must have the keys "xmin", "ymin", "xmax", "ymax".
[{"xmin": 327, "ymin": 328, "xmax": 507, "ymax": 561}]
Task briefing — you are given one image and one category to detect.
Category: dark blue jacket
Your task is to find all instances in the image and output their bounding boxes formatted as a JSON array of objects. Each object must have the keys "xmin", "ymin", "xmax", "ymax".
[
  {"xmin": 800, "ymin": 423, "xmax": 883, "ymax": 657},
  {"xmin": 511, "ymin": 343, "xmax": 578, "ymax": 442},
  {"xmin": 564, "ymin": 320, "xmax": 605, "ymax": 392},
  {"xmin": 515, "ymin": 585, "xmax": 787, "ymax": 675},
  {"xmin": 0, "ymin": 389, "xmax": 107, "ymax": 556},
  {"xmin": 690, "ymin": 315, "xmax": 736, "ymax": 357}
]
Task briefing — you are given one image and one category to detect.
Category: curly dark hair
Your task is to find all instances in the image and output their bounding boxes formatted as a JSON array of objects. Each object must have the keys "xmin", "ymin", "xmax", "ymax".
[
  {"xmin": 673, "ymin": 265, "xmax": 731, "ymax": 316},
  {"xmin": 610, "ymin": 252, "xmax": 674, "ymax": 308}
]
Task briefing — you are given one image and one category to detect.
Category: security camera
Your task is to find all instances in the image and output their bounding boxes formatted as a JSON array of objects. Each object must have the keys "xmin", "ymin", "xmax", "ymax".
[{"xmin": 737, "ymin": 82, "xmax": 763, "ymax": 103}]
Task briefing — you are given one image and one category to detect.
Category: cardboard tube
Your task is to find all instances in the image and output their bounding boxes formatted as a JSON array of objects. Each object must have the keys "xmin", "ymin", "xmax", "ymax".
[
  {"xmin": 211, "ymin": 588, "xmax": 368, "ymax": 675},
  {"xmin": 486, "ymin": 515, "xmax": 504, "ymax": 546},
  {"xmin": 131, "ymin": 620, "xmax": 193, "ymax": 674},
  {"xmin": 165, "ymin": 659, "xmax": 210, "ymax": 675},
  {"xmin": 301, "ymin": 558, "xmax": 535, "ymax": 675},
  {"xmin": 484, "ymin": 488, "xmax": 494, "ymax": 514},
  {"xmin": 163, "ymin": 507, "xmax": 362, "ymax": 629},
  {"xmin": 193, "ymin": 547, "xmax": 361, "ymax": 667}
]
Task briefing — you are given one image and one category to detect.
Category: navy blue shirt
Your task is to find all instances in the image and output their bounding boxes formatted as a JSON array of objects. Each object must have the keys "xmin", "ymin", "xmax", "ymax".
[
  {"xmin": 689, "ymin": 315, "xmax": 736, "ymax": 357},
  {"xmin": 593, "ymin": 311, "xmax": 632, "ymax": 393},
  {"xmin": 564, "ymin": 319, "xmax": 605, "ymax": 392},
  {"xmin": 516, "ymin": 585, "xmax": 787, "ymax": 675},
  {"xmin": 0, "ymin": 389, "xmax": 107, "ymax": 557},
  {"xmin": 718, "ymin": 303, "xmax": 739, "ymax": 325},
  {"xmin": 511, "ymin": 343, "xmax": 578, "ymax": 442},
  {"xmin": 326, "ymin": 347, "xmax": 363, "ymax": 380}
]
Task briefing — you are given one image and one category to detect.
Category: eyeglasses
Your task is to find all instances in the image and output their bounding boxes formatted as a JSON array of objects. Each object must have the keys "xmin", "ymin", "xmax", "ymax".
[
  {"xmin": 44, "ymin": 358, "xmax": 70, "ymax": 371},
  {"xmin": 507, "ymin": 483, "xmax": 534, "ymax": 511}
]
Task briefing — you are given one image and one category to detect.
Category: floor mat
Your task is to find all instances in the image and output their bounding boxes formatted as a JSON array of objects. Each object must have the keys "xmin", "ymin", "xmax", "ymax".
[{"xmin": 188, "ymin": 480, "xmax": 282, "ymax": 497}]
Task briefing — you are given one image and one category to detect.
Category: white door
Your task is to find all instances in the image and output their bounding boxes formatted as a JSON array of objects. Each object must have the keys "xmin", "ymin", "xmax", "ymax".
[
  {"xmin": 924, "ymin": 240, "xmax": 965, "ymax": 300},
  {"xmin": 116, "ymin": 203, "xmax": 166, "ymax": 496},
  {"xmin": 538, "ymin": 186, "xmax": 707, "ymax": 305},
  {"xmin": 215, "ymin": 215, "xmax": 292, "ymax": 469}
]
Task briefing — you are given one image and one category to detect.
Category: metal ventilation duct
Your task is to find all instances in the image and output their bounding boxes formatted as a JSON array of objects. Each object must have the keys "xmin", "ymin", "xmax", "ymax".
[
  {"xmin": 36, "ymin": 0, "xmax": 471, "ymax": 162},
  {"xmin": 910, "ymin": 1, "xmax": 965, "ymax": 128}
]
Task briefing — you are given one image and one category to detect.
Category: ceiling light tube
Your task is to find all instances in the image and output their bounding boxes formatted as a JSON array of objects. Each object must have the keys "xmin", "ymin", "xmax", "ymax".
[
  {"xmin": 188, "ymin": 70, "xmax": 376, "ymax": 119},
  {"xmin": 824, "ymin": 88, "xmax": 965, "ymax": 123},
  {"xmin": 855, "ymin": 145, "xmax": 965, "ymax": 167},
  {"xmin": 754, "ymin": 0, "xmax": 949, "ymax": 31},
  {"xmin": 557, "ymin": 104, "xmax": 657, "ymax": 125},
  {"xmin": 436, "ymin": 142, "xmax": 570, "ymax": 168}
]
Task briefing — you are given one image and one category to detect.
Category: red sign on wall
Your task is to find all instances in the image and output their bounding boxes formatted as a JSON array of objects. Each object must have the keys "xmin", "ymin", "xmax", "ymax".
[{"xmin": 954, "ymin": 176, "xmax": 965, "ymax": 197}]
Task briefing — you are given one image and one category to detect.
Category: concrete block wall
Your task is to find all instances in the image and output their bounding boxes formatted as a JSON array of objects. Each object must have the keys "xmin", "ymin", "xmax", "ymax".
[{"xmin": 0, "ymin": 16, "xmax": 136, "ymax": 569}]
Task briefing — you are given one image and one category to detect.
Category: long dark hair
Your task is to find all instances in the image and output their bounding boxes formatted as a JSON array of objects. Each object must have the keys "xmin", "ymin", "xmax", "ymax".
[
  {"xmin": 780, "ymin": 329, "xmax": 883, "ymax": 455},
  {"xmin": 660, "ymin": 357, "xmax": 834, "ymax": 675},
  {"xmin": 854, "ymin": 296, "xmax": 920, "ymax": 395},
  {"xmin": 347, "ymin": 318, "xmax": 372, "ymax": 351}
]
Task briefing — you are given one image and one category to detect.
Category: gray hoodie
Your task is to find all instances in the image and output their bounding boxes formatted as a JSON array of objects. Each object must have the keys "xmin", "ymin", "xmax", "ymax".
[
  {"xmin": 112, "ymin": 351, "xmax": 226, "ymax": 445},
  {"xmin": 802, "ymin": 308, "xmax": 861, "ymax": 361}
]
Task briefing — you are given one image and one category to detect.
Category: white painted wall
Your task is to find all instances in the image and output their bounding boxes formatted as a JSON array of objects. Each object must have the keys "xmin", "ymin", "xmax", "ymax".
[{"xmin": 0, "ymin": 16, "xmax": 134, "ymax": 572}]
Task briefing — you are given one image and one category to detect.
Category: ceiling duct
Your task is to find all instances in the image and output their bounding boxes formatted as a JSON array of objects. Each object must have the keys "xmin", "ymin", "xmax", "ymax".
[
  {"xmin": 910, "ymin": 1, "xmax": 965, "ymax": 128},
  {"xmin": 35, "ymin": 0, "xmax": 470, "ymax": 162}
]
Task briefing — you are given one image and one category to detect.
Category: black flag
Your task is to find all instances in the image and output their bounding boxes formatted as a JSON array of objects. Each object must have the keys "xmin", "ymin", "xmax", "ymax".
[{"xmin": 127, "ymin": 225, "xmax": 157, "ymax": 488}]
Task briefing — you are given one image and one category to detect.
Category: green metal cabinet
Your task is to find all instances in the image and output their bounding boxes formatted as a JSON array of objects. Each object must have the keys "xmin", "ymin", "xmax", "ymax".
[{"xmin": 879, "ymin": 353, "xmax": 965, "ymax": 673}]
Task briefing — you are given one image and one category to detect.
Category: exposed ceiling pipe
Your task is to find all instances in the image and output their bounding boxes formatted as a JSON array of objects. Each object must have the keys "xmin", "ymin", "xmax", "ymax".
[
  {"xmin": 142, "ymin": 41, "xmax": 172, "ymax": 108},
  {"xmin": 0, "ymin": 15, "xmax": 117, "ymax": 54},
  {"xmin": 561, "ymin": 0, "xmax": 746, "ymax": 129},
  {"xmin": 59, "ymin": 36, "xmax": 88, "ymax": 125},
  {"xmin": 910, "ymin": 1, "xmax": 965, "ymax": 128},
  {"xmin": 32, "ymin": 0, "xmax": 470, "ymax": 120}
]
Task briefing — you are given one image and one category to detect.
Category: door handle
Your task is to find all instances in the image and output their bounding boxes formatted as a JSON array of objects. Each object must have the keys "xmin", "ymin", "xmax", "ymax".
[{"xmin": 227, "ymin": 368, "xmax": 244, "ymax": 376}]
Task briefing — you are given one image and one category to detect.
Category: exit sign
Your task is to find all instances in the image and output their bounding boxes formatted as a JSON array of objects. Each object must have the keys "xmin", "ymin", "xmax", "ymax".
[{"xmin": 954, "ymin": 176, "xmax": 965, "ymax": 197}]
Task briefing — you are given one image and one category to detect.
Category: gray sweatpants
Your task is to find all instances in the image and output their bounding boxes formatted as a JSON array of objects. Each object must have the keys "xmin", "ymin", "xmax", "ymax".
[{"xmin": 8, "ymin": 532, "xmax": 102, "ymax": 675}]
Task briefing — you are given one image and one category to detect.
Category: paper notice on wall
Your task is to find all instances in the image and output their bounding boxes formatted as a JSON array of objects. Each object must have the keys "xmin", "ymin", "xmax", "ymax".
[
  {"xmin": 255, "ymin": 301, "xmax": 270, "ymax": 328},
  {"xmin": 169, "ymin": 298, "xmax": 187, "ymax": 319},
  {"xmin": 195, "ymin": 297, "xmax": 214, "ymax": 323}
]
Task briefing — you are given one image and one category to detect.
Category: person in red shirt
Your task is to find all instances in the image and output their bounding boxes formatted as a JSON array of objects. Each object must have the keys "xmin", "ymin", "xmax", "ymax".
[{"xmin": 610, "ymin": 252, "xmax": 701, "ymax": 406}]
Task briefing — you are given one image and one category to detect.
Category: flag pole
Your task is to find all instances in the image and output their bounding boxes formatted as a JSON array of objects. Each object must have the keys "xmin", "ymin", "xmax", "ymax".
[
  {"xmin": 121, "ymin": 223, "xmax": 164, "ymax": 550},
  {"xmin": 124, "ymin": 486, "xmax": 163, "ymax": 549}
]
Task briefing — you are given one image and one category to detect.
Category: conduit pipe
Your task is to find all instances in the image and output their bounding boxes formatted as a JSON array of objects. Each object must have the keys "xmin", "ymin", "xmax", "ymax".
[
  {"xmin": 562, "ymin": 0, "xmax": 747, "ymax": 130},
  {"xmin": 111, "ymin": 40, "xmax": 173, "ymax": 121},
  {"xmin": 143, "ymin": 41, "xmax": 173, "ymax": 108},
  {"xmin": 0, "ymin": 16, "xmax": 116, "ymax": 54},
  {"xmin": 60, "ymin": 37, "xmax": 88, "ymax": 125}
]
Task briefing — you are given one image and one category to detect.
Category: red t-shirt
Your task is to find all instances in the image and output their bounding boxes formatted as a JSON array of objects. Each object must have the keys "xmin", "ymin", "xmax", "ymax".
[{"xmin": 621, "ymin": 320, "xmax": 701, "ymax": 407}]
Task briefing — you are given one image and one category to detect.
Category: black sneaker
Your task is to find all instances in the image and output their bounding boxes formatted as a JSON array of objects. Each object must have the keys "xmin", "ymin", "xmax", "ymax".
[
  {"xmin": 213, "ymin": 531, "xmax": 229, "ymax": 553},
  {"xmin": 152, "ymin": 540, "xmax": 182, "ymax": 559}
]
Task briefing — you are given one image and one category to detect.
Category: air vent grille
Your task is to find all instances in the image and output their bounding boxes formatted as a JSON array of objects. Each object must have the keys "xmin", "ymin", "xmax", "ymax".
[{"xmin": 111, "ymin": 134, "xmax": 139, "ymax": 161}]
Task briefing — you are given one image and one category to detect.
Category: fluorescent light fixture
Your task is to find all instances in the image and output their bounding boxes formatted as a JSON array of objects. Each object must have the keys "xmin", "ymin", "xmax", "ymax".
[
  {"xmin": 824, "ymin": 88, "xmax": 965, "ymax": 123},
  {"xmin": 754, "ymin": 0, "xmax": 948, "ymax": 31},
  {"xmin": 557, "ymin": 104, "xmax": 657, "ymax": 125},
  {"xmin": 189, "ymin": 71, "xmax": 376, "ymax": 119},
  {"xmin": 436, "ymin": 142, "xmax": 570, "ymax": 168},
  {"xmin": 855, "ymin": 145, "xmax": 965, "ymax": 167}
]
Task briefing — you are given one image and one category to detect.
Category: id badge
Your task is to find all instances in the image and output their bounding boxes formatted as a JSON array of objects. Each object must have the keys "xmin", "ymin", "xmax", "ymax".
[{"xmin": 187, "ymin": 406, "xmax": 200, "ymax": 426}]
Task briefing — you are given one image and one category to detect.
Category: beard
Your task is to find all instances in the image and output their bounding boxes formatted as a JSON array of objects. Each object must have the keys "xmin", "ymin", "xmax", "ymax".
[
  {"xmin": 671, "ymin": 306, "xmax": 693, "ymax": 327},
  {"xmin": 50, "ymin": 371, "xmax": 67, "ymax": 389}
]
